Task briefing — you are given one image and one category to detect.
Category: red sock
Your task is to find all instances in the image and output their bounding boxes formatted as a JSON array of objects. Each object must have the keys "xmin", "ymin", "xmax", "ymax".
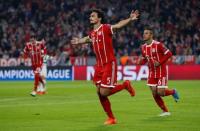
[
  {"xmin": 34, "ymin": 73, "xmax": 39, "ymax": 91},
  {"xmin": 164, "ymin": 88, "xmax": 175, "ymax": 96},
  {"xmin": 109, "ymin": 84, "xmax": 125, "ymax": 96},
  {"xmin": 153, "ymin": 94, "xmax": 169, "ymax": 112},
  {"xmin": 98, "ymin": 93, "xmax": 115, "ymax": 119}
]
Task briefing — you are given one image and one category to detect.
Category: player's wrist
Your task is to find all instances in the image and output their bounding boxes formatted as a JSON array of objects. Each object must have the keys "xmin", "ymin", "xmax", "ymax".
[{"xmin": 128, "ymin": 17, "xmax": 133, "ymax": 21}]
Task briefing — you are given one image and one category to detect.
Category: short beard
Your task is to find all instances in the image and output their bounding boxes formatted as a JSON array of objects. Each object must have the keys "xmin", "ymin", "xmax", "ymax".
[{"xmin": 89, "ymin": 23, "xmax": 94, "ymax": 29}]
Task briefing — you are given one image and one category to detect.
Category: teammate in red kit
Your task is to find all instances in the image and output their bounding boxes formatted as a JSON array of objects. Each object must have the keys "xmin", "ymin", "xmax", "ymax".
[
  {"xmin": 71, "ymin": 9, "xmax": 139, "ymax": 125},
  {"xmin": 23, "ymin": 33, "xmax": 47, "ymax": 96},
  {"xmin": 139, "ymin": 27, "xmax": 179, "ymax": 116}
]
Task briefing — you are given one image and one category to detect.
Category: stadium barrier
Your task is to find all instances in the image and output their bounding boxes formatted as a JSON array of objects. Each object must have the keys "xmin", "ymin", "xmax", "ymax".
[
  {"xmin": 0, "ymin": 65, "xmax": 199, "ymax": 81},
  {"xmin": 0, "ymin": 55, "xmax": 199, "ymax": 67},
  {"xmin": 0, "ymin": 66, "xmax": 72, "ymax": 81}
]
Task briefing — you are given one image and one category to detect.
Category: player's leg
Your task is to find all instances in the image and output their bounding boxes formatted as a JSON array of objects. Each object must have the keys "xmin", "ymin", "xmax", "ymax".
[
  {"xmin": 93, "ymin": 66, "xmax": 116, "ymax": 125},
  {"xmin": 96, "ymin": 86, "xmax": 116, "ymax": 123},
  {"xmin": 41, "ymin": 64, "xmax": 47, "ymax": 92},
  {"xmin": 36, "ymin": 82, "xmax": 42, "ymax": 92},
  {"xmin": 150, "ymin": 86, "xmax": 169, "ymax": 113},
  {"xmin": 39, "ymin": 75, "xmax": 46, "ymax": 93},
  {"xmin": 98, "ymin": 87, "xmax": 117, "ymax": 125},
  {"xmin": 31, "ymin": 71, "xmax": 40, "ymax": 96},
  {"xmin": 38, "ymin": 65, "xmax": 47, "ymax": 94},
  {"xmin": 148, "ymin": 78, "xmax": 169, "ymax": 115},
  {"xmin": 157, "ymin": 77, "xmax": 179, "ymax": 102}
]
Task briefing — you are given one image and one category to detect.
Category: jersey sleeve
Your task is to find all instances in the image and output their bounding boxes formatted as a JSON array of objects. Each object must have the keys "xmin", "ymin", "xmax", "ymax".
[
  {"xmin": 158, "ymin": 43, "xmax": 172, "ymax": 64},
  {"xmin": 104, "ymin": 24, "xmax": 113, "ymax": 35},
  {"xmin": 41, "ymin": 40, "xmax": 47, "ymax": 55},
  {"xmin": 159, "ymin": 43, "xmax": 169, "ymax": 54},
  {"xmin": 140, "ymin": 45, "xmax": 147, "ymax": 64},
  {"xmin": 23, "ymin": 43, "xmax": 29, "ymax": 59}
]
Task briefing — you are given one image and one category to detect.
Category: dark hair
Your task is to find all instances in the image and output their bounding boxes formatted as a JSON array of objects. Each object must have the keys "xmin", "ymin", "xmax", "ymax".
[
  {"xmin": 90, "ymin": 9, "xmax": 106, "ymax": 24},
  {"xmin": 143, "ymin": 26, "xmax": 154, "ymax": 34}
]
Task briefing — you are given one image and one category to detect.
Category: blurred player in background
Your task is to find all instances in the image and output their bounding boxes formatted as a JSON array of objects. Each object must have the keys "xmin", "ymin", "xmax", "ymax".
[
  {"xmin": 36, "ymin": 54, "xmax": 53, "ymax": 95},
  {"xmin": 23, "ymin": 32, "xmax": 47, "ymax": 96},
  {"xmin": 71, "ymin": 9, "xmax": 139, "ymax": 125},
  {"xmin": 138, "ymin": 27, "xmax": 180, "ymax": 116}
]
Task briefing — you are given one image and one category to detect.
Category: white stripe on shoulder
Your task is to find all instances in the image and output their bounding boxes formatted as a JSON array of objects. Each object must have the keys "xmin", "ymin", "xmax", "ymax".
[
  {"xmin": 164, "ymin": 50, "xmax": 169, "ymax": 54},
  {"xmin": 153, "ymin": 40, "xmax": 160, "ymax": 44}
]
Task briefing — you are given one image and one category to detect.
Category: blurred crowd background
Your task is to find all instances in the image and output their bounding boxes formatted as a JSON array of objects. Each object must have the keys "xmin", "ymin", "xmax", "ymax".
[{"xmin": 0, "ymin": 0, "xmax": 200, "ymax": 65}]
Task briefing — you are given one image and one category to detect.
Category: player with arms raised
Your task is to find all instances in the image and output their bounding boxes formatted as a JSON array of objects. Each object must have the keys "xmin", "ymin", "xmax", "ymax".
[
  {"xmin": 71, "ymin": 9, "xmax": 139, "ymax": 125},
  {"xmin": 138, "ymin": 27, "xmax": 180, "ymax": 116}
]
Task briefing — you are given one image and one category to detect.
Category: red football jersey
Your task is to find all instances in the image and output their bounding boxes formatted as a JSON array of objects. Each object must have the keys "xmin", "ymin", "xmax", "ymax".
[
  {"xmin": 141, "ymin": 40, "xmax": 172, "ymax": 78},
  {"xmin": 23, "ymin": 39, "xmax": 47, "ymax": 68},
  {"xmin": 89, "ymin": 24, "xmax": 116, "ymax": 66}
]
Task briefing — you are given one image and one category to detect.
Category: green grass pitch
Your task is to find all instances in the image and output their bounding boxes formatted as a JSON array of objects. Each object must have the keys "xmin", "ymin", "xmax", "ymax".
[{"xmin": 0, "ymin": 80, "xmax": 200, "ymax": 131}]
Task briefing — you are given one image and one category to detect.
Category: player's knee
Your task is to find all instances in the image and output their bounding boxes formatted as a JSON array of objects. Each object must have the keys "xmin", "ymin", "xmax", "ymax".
[
  {"xmin": 150, "ymin": 86, "xmax": 157, "ymax": 95},
  {"xmin": 152, "ymin": 91, "xmax": 157, "ymax": 96},
  {"xmin": 100, "ymin": 89, "xmax": 110, "ymax": 97},
  {"xmin": 100, "ymin": 92, "xmax": 109, "ymax": 97},
  {"xmin": 157, "ymin": 90, "xmax": 165, "ymax": 96}
]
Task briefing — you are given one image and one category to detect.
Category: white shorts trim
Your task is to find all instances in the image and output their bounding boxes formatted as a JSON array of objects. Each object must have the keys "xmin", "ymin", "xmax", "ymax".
[
  {"xmin": 157, "ymin": 86, "xmax": 168, "ymax": 88},
  {"xmin": 147, "ymin": 84, "xmax": 157, "ymax": 87},
  {"xmin": 101, "ymin": 83, "xmax": 115, "ymax": 88}
]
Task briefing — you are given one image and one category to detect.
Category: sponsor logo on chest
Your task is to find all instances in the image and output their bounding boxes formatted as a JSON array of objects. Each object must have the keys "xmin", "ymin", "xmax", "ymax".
[
  {"xmin": 98, "ymin": 31, "xmax": 102, "ymax": 36},
  {"xmin": 92, "ymin": 32, "xmax": 102, "ymax": 43}
]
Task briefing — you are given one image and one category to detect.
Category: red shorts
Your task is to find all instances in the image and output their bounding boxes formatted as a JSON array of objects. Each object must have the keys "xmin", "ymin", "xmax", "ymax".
[
  {"xmin": 147, "ymin": 77, "xmax": 168, "ymax": 88},
  {"xmin": 93, "ymin": 60, "xmax": 117, "ymax": 88}
]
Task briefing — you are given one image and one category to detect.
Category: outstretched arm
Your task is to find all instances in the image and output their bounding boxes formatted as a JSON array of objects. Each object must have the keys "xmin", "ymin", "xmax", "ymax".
[
  {"xmin": 71, "ymin": 36, "xmax": 91, "ymax": 45},
  {"xmin": 111, "ymin": 10, "xmax": 139, "ymax": 30}
]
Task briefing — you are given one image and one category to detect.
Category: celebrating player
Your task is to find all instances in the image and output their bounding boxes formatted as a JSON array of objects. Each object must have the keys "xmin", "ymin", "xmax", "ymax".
[
  {"xmin": 71, "ymin": 9, "xmax": 139, "ymax": 125},
  {"xmin": 138, "ymin": 27, "xmax": 180, "ymax": 116},
  {"xmin": 23, "ymin": 32, "xmax": 47, "ymax": 96}
]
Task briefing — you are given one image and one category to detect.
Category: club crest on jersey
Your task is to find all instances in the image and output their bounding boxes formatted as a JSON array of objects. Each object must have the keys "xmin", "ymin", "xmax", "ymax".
[
  {"xmin": 152, "ymin": 48, "xmax": 156, "ymax": 52},
  {"xmin": 98, "ymin": 31, "xmax": 102, "ymax": 36}
]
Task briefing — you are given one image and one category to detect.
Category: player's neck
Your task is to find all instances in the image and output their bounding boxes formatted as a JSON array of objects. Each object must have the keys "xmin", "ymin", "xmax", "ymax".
[
  {"xmin": 146, "ymin": 39, "xmax": 153, "ymax": 45},
  {"xmin": 31, "ymin": 40, "xmax": 36, "ymax": 43},
  {"xmin": 93, "ymin": 23, "xmax": 102, "ymax": 30}
]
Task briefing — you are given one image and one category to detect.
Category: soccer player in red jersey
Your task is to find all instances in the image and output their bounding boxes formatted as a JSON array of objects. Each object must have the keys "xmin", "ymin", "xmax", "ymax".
[
  {"xmin": 138, "ymin": 27, "xmax": 179, "ymax": 116},
  {"xmin": 23, "ymin": 33, "xmax": 47, "ymax": 96},
  {"xmin": 71, "ymin": 9, "xmax": 139, "ymax": 125}
]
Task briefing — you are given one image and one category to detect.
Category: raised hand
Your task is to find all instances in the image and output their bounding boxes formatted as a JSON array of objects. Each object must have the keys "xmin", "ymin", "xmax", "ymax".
[{"xmin": 130, "ymin": 10, "xmax": 139, "ymax": 21}]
